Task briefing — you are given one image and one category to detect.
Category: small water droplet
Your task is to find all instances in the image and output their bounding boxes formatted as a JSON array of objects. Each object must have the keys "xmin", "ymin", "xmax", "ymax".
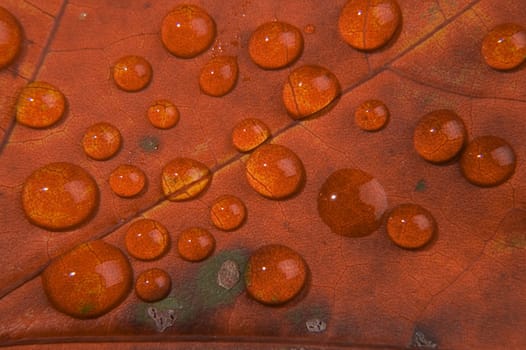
[
  {"xmin": 177, "ymin": 227, "xmax": 215, "ymax": 262},
  {"xmin": 387, "ymin": 203, "xmax": 436, "ymax": 249},
  {"xmin": 147, "ymin": 99, "xmax": 180, "ymax": 129},
  {"xmin": 282, "ymin": 65, "xmax": 341, "ymax": 120},
  {"xmin": 135, "ymin": 268, "xmax": 171, "ymax": 302},
  {"xmin": 125, "ymin": 219, "xmax": 170, "ymax": 260},
  {"xmin": 245, "ymin": 144, "xmax": 305, "ymax": 199},
  {"xmin": 245, "ymin": 244, "xmax": 308, "ymax": 305},
  {"xmin": 82, "ymin": 122, "xmax": 122, "ymax": 160},
  {"xmin": 112, "ymin": 55, "xmax": 152, "ymax": 92},
  {"xmin": 109, "ymin": 164, "xmax": 146, "ymax": 198},
  {"xmin": 354, "ymin": 99, "xmax": 390, "ymax": 131},
  {"xmin": 231, "ymin": 118, "xmax": 271, "ymax": 152},
  {"xmin": 161, "ymin": 4, "xmax": 216, "ymax": 58},
  {"xmin": 42, "ymin": 240, "xmax": 132, "ymax": 318},
  {"xmin": 161, "ymin": 158, "xmax": 211, "ymax": 201},
  {"xmin": 16, "ymin": 82, "xmax": 66, "ymax": 128},
  {"xmin": 210, "ymin": 195, "xmax": 247, "ymax": 231},
  {"xmin": 22, "ymin": 162, "xmax": 99, "ymax": 230},
  {"xmin": 0, "ymin": 6, "xmax": 22, "ymax": 69},
  {"xmin": 78, "ymin": 12, "xmax": 88, "ymax": 20},
  {"xmin": 413, "ymin": 109, "xmax": 467, "ymax": 163},
  {"xmin": 338, "ymin": 0, "xmax": 402, "ymax": 50},
  {"xmin": 304, "ymin": 24, "xmax": 316, "ymax": 34},
  {"xmin": 249, "ymin": 21, "xmax": 304, "ymax": 69},
  {"xmin": 199, "ymin": 56, "xmax": 239, "ymax": 97},
  {"xmin": 460, "ymin": 135, "xmax": 516, "ymax": 187},
  {"xmin": 318, "ymin": 168, "xmax": 388, "ymax": 237},
  {"xmin": 481, "ymin": 23, "xmax": 526, "ymax": 70}
]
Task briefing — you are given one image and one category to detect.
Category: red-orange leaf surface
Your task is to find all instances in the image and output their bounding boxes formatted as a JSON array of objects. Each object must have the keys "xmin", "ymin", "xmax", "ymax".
[{"xmin": 1, "ymin": 1, "xmax": 525, "ymax": 349}]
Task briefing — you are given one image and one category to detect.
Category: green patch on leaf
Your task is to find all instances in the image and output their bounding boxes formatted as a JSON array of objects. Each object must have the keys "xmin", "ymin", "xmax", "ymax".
[
  {"xmin": 139, "ymin": 135, "xmax": 160, "ymax": 152},
  {"xmin": 415, "ymin": 179, "xmax": 426, "ymax": 192},
  {"xmin": 195, "ymin": 249, "xmax": 248, "ymax": 309},
  {"xmin": 79, "ymin": 303, "xmax": 94, "ymax": 315}
]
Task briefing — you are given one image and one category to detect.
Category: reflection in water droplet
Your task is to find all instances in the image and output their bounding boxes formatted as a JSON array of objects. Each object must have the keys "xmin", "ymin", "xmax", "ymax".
[
  {"xmin": 245, "ymin": 244, "xmax": 307, "ymax": 305},
  {"xmin": 386, "ymin": 203, "xmax": 436, "ymax": 249},
  {"xmin": 354, "ymin": 99, "xmax": 390, "ymax": 131},
  {"xmin": 210, "ymin": 194, "xmax": 247, "ymax": 231},
  {"xmin": 16, "ymin": 82, "xmax": 66, "ymax": 128},
  {"xmin": 22, "ymin": 162, "xmax": 99, "ymax": 231},
  {"xmin": 0, "ymin": 6, "xmax": 22, "ymax": 69},
  {"xmin": 125, "ymin": 219, "xmax": 170, "ymax": 260},
  {"xmin": 161, "ymin": 4, "xmax": 216, "ymax": 58},
  {"xmin": 282, "ymin": 65, "xmax": 340, "ymax": 120},
  {"xmin": 177, "ymin": 227, "xmax": 215, "ymax": 262},
  {"xmin": 249, "ymin": 21, "xmax": 304, "ymax": 69},
  {"xmin": 413, "ymin": 109, "xmax": 466, "ymax": 163},
  {"xmin": 460, "ymin": 135, "xmax": 516, "ymax": 187},
  {"xmin": 245, "ymin": 144, "xmax": 305, "ymax": 199},
  {"xmin": 135, "ymin": 268, "xmax": 172, "ymax": 302},
  {"xmin": 82, "ymin": 122, "xmax": 122, "ymax": 160},
  {"xmin": 41, "ymin": 240, "xmax": 132, "ymax": 318},
  {"xmin": 338, "ymin": 0, "xmax": 401, "ymax": 50},
  {"xmin": 481, "ymin": 23, "xmax": 526, "ymax": 70},
  {"xmin": 318, "ymin": 168, "xmax": 388, "ymax": 237},
  {"xmin": 199, "ymin": 56, "xmax": 238, "ymax": 97}
]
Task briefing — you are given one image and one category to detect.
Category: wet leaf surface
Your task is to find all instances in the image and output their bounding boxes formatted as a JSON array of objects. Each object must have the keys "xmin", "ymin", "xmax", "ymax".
[{"xmin": 0, "ymin": 0, "xmax": 525, "ymax": 349}]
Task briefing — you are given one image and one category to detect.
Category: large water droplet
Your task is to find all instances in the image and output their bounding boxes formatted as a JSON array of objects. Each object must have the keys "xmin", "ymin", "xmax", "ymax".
[
  {"xmin": 386, "ymin": 203, "xmax": 436, "ymax": 249},
  {"xmin": 482, "ymin": 23, "xmax": 526, "ymax": 70},
  {"xmin": 318, "ymin": 168, "xmax": 388, "ymax": 237},
  {"xmin": 125, "ymin": 219, "xmax": 170, "ymax": 261},
  {"xmin": 41, "ymin": 240, "xmax": 132, "ymax": 318},
  {"xmin": 16, "ymin": 82, "xmax": 66, "ymax": 129},
  {"xmin": 22, "ymin": 162, "xmax": 99, "ymax": 230},
  {"xmin": 0, "ymin": 6, "xmax": 22, "ymax": 69}
]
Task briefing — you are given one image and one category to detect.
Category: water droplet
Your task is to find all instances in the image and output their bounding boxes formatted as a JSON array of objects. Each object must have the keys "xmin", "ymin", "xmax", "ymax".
[
  {"xmin": 112, "ymin": 55, "xmax": 152, "ymax": 92},
  {"xmin": 177, "ymin": 227, "xmax": 215, "ymax": 262},
  {"xmin": 16, "ymin": 82, "xmax": 66, "ymax": 128},
  {"xmin": 199, "ymin": 55, "xmax": 238, "ymax": 97},
  {"xmin": 245, "ymin": 244, "xmax": 307, "ymax": 305},
  {"xmin": 248, "ymin": 21, "xmax": 304, "ymax": 69},
  {"xmin": 354, "ymin": 99, "xmax": 390, "ymax": 131},
  {"xmin": 304, "ymin": 24, "xmax": 316, "ymax": 34},
  {"xmin": 386, "ymin": 203, "xmax": 436, "ymax": 249},
  {"xmin": 41, "ymin": 240, "xmax": 132, "ymax": 318},
  {"xmin": 245, "ymin": 144, "xmax": 305, "ymax": 199},
  {"xmin": 125, "ymin": 219, "xmax": 170, "ymax": 260},
  {"xmin": 231, "ymin": 118, "xmax": 271, "ymax": 152},
  {"xmin": 282, "ymin": 65, "xmax": 341, "ymax": 120},
  {"xmin": 0, "ymin": 6, "xmax": 22, "ymax": 69},
  {"xmin": 161, "ymin": 4, "xmax": 216, "ymax": 58},
  {"xmin": 22, "ymin": 162, "xmax": 99, "ymax": 230},
  {"xmin": 135, "ymin": 268, "xmax": 172, "ymax": 302},
  {"xmin": 161, "ymin": 158, "xmax": 211, "ymax": 201},
  {"xmin": 460, "ymin": 135, "xmax": 516, "ymax": 187},
  {"xmin": 82, "ymin": 122, "xmax": 122, "ymax": 160},
  {"xmin": 338, "ymin": 0, "xmax": 402, "ymax": 51},
  {"xmin": 210, "ymin": 195, "xmax": 247, "ymax": 231},
  {"xmin": 139, "ymin": 135, "xmax": 160, "ymax": 152},
  {"xmin": 109, "ymin": 164, "xmax": 147, "ymax": 198},
  {"xmin": 413, "ymin": 109, "xmax": 467, "ymax": 163},
  {"xmin": 318, "ymin": 168, "xmax": 388, "ymax": 237},
  {"xmin": 217, "ymin": 259, "xmax": 240, "ymax": 290},
  {"xmin": 482, "ymin": 23, "xmax": 526, "ymax": 70},
  {"xmin": 147, "ymin": 99, "xmax": 180, "ymax": 129}
]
